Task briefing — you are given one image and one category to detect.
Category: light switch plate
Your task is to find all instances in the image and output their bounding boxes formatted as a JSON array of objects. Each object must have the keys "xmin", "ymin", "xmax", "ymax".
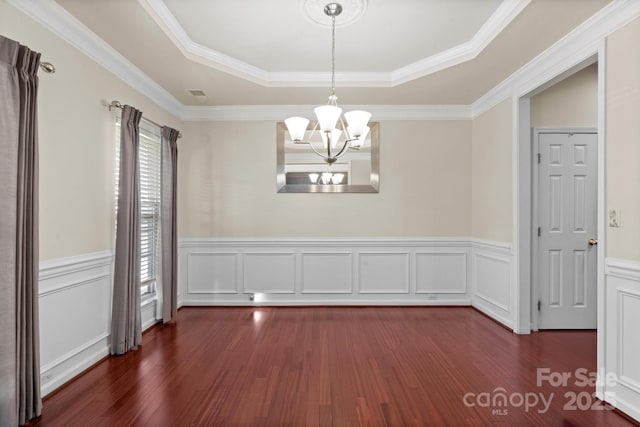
[{"xmin": 609, "ymin": 209, "xmax": 621, "ymax": 227}]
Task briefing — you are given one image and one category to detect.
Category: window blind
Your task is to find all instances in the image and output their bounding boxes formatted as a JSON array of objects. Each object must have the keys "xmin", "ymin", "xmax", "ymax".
[{"xmin": 115, "ymin": 116, "xmax": 162, "ymax": 295}]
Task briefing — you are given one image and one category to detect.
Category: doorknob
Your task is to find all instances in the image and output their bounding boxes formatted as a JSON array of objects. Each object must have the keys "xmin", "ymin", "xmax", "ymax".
[{"xmin": 588, "ymin": 238, "xmax": 598, "ymax": 246}]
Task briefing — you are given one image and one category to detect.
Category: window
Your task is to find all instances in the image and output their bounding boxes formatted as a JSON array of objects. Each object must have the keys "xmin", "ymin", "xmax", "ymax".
[{"xmin": 115, "ymin": 117, "xmax": 162, "ymax": 296}]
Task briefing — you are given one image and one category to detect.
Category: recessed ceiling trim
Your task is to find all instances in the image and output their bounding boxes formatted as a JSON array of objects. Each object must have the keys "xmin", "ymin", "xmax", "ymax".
[
  {"xmin": 392, "ymin": 0, "xmax": 531, "ymax": 85},
  {"xmin": 138, "ymin": 0, "xmax": 270, "ymax": 85},
  {"xmin": 181, "ymin": 104, "xmax": 474, "ymax": 122},
  {"xmin": 138, "ymin": 0, "xmax": 531, "ymax": 87}
]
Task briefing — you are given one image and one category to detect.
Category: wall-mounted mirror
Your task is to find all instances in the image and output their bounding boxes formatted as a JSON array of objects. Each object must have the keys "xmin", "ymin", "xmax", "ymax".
[{"xmin": 276, "ymin": 121, "xmax": 379, "ymax": 193}]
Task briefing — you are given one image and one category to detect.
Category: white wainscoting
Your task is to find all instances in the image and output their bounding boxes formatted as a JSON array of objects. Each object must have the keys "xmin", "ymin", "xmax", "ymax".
[
  {"xmin": 301, "ymin": 252, "xmax": 353, "ymax": 294},
  {"xmin": 604, "ymin": 258, "xmax": 640, "ymax": 421},
  {"xmin": 244, "ymin": 252, "xmax": 296, "ymax": 293},
  {"xmin": 470, "ymin": 239, "xmax": 515, "ymax": 329},
  {"xmin": 39, "ymin": 251, "xmax": 113, "ymax": 396},
  {"xmin": 178, "ymin": 238, "xmax": 476, "ymax": 306},
  {"xmin": 36, "ymin": 238, "xmax": 519, "ymax": 398},
  {"xmin": 39, "ymin": 250, "xmax": 160, "ymax": 396},
  {"xmin": 360, "ymin": 252, "xmax": 410, "ymax": 294}
]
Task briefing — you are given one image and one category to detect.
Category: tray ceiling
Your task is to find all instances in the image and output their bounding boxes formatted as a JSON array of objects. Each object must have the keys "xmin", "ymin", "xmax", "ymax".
[{"xmin": 49, "ymin": 0, "xmax": 611, "ymax": 106}]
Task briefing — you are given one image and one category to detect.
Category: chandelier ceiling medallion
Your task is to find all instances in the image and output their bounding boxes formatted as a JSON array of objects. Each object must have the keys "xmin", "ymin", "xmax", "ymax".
[{"xmin": 285, "ymin": 2, "xmax": 371, "ymax": 165}]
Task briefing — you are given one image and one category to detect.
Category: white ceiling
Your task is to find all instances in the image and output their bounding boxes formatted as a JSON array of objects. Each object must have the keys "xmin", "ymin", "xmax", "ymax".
[
  {"xmin": 154, "ymin": 0, "xmax": 502, "ymax": 72},
  {"xmin": 50, "ymin": 0, "xmax": 612, "ymax": 106}
]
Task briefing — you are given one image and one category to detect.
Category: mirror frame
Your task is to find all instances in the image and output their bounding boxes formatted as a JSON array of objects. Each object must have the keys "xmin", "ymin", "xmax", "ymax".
[{"xmin": 276, "ymin": 121, "xmax": 380, "ymax": 193}]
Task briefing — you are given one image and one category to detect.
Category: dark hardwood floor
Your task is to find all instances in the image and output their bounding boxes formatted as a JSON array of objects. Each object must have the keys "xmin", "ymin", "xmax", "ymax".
[{"xmin": 30, "ymin": 307, "xmax": 636, "ymax": 426}]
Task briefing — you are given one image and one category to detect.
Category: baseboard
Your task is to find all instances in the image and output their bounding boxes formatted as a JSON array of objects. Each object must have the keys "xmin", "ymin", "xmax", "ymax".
[
  {"xmin": 141, "ymin": 297, "xmax": 159, "ymax": 330},
  {"xmin": 40, "ymin": 333, "xmax": 109, "ymax": 396},
  {"xmin": 611, "ymin": 395, "xmax": 640, "ymax": 425},
  {"xmin": 471, "ymin": 298, "xmax": 514, "ymax": 330},
  {"xmin": 179, "ymin": 299, "xmax": 472, "ymax": 306}
]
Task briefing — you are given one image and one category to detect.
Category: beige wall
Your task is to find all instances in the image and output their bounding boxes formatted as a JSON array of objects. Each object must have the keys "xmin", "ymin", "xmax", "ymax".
[
  {"xmin": 178, "ymin": 120, "xmax": 472, "ymax": 238},
  {"xmin": 606, "ymin": 17, "xmax": 640, "ymax": 261},
  {"xmin": 5, "ymin": 0, "xmax": 618, "ymax": 256},
  {"xmin": 349, "ymin": 158, "xmax": 370, "ymax": 185},
  {"xmin": 0, "ymin": 3, "xmax": 183, "ymax": 260},
  {"xmin": 471, "ymin": 98, "xmax": 513, "ymax": 242},
  {"xmin": 531, "ymin": 64, "xmax": 598, "ymax": 128}
]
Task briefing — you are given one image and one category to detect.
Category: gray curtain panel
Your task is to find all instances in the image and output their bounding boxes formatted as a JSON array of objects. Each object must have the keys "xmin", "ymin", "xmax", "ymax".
[
  {"xmin": 0, "ymin": 34, "xmax": 42, "ymax": 426},
  {"xmin": 111, "ymin": 105, "xmax": 143, "ymax": 355},
  {"xmin": 160, "ymin": 127, "xmax": 179, "ymax": 323},
  {"xmin": 0, "ymin": 35, "xmax": 20, "ymax": 427},
  {"xmin": 15, "ymin": 41, "xmax": 42, "ymax": 426}
]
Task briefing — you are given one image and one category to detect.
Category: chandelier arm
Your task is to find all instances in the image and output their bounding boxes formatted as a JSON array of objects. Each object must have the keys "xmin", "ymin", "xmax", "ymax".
[
  {"xmin": 306, "ymin": 121, "xmax": 320, "ymax": 143},
  {"xmin": 332, "ymin": 139, "xmax": 351, "ymax": 160},
  {"xmin": 306, "ymin": 138, "xmax": 328, "ymax": 159},
  {"xmin": 338, "ymin": 115, "xmax": 351, "ymax": 140},
  {"xmin": 338, "ymin": 117, "xmax": 363, "ymax": 146}
]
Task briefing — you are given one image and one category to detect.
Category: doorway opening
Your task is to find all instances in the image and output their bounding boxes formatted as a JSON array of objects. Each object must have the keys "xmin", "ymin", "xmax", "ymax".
[
  {"xmin": 514, "ymin": 51, "xmax": 607, "ymax": 400},
  {"xmin": 515, "ymin": 53, "xmax": 604, "ymax": 336}
]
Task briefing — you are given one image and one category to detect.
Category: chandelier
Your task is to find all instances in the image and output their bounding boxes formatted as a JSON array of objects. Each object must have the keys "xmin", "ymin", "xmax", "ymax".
[
  {"xmin": 309, "ymin": 171, "xmax": 345, "ymax": 185},
  {"xmin": 284, "ymin": 2, "xmax": 371, "ymax": 165}
]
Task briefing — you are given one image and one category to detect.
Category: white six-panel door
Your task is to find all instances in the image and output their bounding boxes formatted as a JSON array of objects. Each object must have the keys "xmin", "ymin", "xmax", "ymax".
[{"xmin": 536, "ymin": 129, "xmax": 598, "ymax": 329}]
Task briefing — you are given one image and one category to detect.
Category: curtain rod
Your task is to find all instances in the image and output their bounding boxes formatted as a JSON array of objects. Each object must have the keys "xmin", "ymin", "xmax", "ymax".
[
  {"xmin": 109, "ymin": 100, "xmax": 182, "ymax": 139},
  {"xmin": 40, "ymin": 62, "xmax": 55, "ymax": 73}
]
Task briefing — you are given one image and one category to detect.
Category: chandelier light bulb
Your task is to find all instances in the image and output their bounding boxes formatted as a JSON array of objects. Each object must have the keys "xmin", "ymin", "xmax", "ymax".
[
  {"xmin": 284, "ymin": 117, "xmax": 309, "ymax": 142},
  {"xmin": 321, "ymin": 172, "xmax": 333, "ymax": 184},
  {"xmin": 308, "ymin": 173, "xmax": 319, "ymax": 183},
  {"xmin": 314, "ymin": 105, "xmax": 342, "ymax": 132},
  {"xmin": 331, "ymin": 173, "xmax": 345, "ymax": 184},
  {"xmin": 344, "ymin": 110, "xmax": 371, "ymax": 135}
]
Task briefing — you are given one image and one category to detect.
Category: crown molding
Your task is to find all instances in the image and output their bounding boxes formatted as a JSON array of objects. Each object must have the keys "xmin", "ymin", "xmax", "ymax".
[
  {"xmin": 181, "ymin": 104, "xmax": 473, "ymax": 122},
  {"xmin": 7, "ymin": 0, "xmax": 186, "ymax": 118},
  {"xmin": 137, "ymin": 0, "xmax": 270, "ymax": 86},
  {"xmin": 470, "ymin": 0, "xmax": 640, "ymax": 118},
  {"xmin": 391, "ymin": 0, "xmax": 531, "ymax": 85},
  {"xmin": 138, "ymin": 0, "xmax": 530, "ymax": 87}
]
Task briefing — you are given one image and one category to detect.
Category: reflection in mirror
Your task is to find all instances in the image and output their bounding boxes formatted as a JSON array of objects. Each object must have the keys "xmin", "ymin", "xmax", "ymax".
[{"xmin": 276, "ymin": 122, "xmax": 379, "ymax": 193}]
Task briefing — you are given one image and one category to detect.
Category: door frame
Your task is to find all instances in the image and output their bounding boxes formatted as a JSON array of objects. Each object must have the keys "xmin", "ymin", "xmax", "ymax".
[
  {"xmin": 530, "ymin": 127, "xmax": 598, "ymax": 331},
  {"xmin": 514, "ymin": 43, "xmax": 606, "ymax": 396}
]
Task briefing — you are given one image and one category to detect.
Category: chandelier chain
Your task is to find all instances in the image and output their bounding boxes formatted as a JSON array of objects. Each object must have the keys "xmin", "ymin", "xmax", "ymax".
[{"xmin": 331, "ymin": 14, "xmax": 336, "ymax": 97}]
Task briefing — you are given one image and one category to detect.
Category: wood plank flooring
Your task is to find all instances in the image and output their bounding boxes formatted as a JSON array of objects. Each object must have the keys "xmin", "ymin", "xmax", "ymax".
[{"xmin": 30, "ymin": 307, "xmax": 636, "ymax": 426}]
